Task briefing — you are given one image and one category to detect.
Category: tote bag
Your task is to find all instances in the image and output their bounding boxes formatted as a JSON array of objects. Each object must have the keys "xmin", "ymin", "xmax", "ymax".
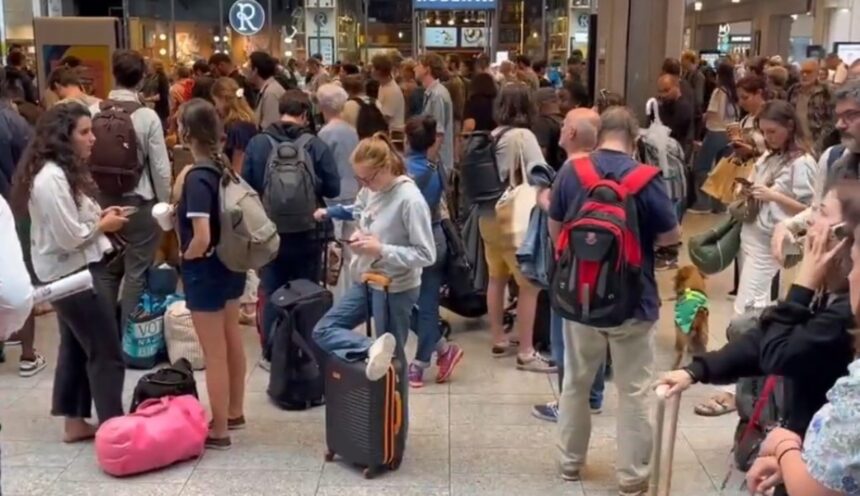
[{"xmin": 494, "ymin": 135, "xmax": 537, "ymax": 248}]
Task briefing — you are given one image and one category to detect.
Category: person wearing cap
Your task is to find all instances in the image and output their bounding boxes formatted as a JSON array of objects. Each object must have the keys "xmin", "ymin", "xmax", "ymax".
[{"xmin": 533, "ymin": 87, "xmax": 566, "ymax": 170}]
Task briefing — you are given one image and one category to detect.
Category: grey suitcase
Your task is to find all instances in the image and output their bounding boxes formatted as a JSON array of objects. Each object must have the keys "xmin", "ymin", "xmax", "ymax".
[{"xmin": 649, "ymin": 385, "xmax": 682, "ymax": 496}]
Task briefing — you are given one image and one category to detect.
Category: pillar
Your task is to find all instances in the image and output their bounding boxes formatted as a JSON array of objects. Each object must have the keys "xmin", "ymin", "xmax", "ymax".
[{"xmin": 596, "ymin": 0, "xmax": 687, "ymax": 122}]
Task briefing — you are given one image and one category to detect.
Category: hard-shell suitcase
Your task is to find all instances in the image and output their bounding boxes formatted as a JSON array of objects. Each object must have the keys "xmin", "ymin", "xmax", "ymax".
[
  {"xmin": 649, "ymin": 385, "xmax": 681, "ymax": 496},
  {"xmin": 267, "ymin": 279, "xmax": 331, "ymax": 410},
  {"xmin": 323, "ymin": 273, "xmax": 407, "ymax": 479}
]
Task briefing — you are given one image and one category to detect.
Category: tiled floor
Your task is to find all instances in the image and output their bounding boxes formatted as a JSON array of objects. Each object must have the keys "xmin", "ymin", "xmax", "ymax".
[{"xmin": 1, "ymin": 214, "xmax": 752, "ymax": 495}]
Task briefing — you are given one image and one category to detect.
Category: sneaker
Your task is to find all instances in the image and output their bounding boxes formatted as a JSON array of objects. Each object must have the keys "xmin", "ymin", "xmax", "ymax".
[
  {"xmin": 531, "ymin": 401, "xmax": 559, "ymax": 422},
  {"xmin": 435, "ymin": 344, "xmax": 464, "ymax": 383},
  {"xmin": 491, "ymin": 341, "xmax": 517, "ymax": 358},
  {"xmin": 561, "ymin": 465, "xmax": 581, "ymax": 482},
  {"xmin": 205, "ymin": 436, "xmax": 232, "ymax": 450},
  {"xmin": 209, "ymin": 417, "xmax": 246, "ymax": 431},
  {"xmin": 590, "ymin": 404, "xmax": 603, "ymax": 415},
  {"xmin": 259, "ymin": 358, "xmax": 271, "ymax": 372},
  {"xmin": 4, "ymin": 339, "xmax": 21, "ymax": 346},
  {"xmin": 366, "ymin": 333, "xmax": 396, "ymax": 381},
  {"xmin": 655, "ymin": 256, "xmax": 678, "ymax": 272},
  {"xmin": 516, "ymin": 352, "xmax": 557, "ymax": 373},
  {"xmin": 619, "ymin": 481, "xmax": 648, "ymax": 496},
  {"xmin": 19, "ymin": 353, "xmax": 47, "ymax": 377},
  {"xmin": 408, "ymin": 363, "xmax": 425, "ymax": 388}
]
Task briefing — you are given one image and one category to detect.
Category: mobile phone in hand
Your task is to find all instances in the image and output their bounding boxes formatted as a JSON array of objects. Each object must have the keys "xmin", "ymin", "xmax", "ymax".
[{"xmin": 120, "ymin": 206, "xmax": 139, "ymax": 217}]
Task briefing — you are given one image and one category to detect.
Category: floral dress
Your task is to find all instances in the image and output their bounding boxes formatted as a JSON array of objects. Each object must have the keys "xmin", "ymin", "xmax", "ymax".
[{"xmin": 803, "ymin": 358, "xmax": 860, "ymax": 495}]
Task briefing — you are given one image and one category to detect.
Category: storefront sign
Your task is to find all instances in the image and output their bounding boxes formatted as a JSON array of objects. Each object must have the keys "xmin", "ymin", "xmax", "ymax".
[
  {"xmin": 413, "ymin": 0, "xmax": 496, "ymax": 10},
  {"xmin": 229, "ymin": 0, "xmax": 266, "ymax": 37}
]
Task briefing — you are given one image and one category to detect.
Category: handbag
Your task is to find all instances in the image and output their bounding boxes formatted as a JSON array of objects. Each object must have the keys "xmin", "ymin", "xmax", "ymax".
[
  {"xmin": 701, "ymin": 156, "xmax": 755, "ymax": 205},
  {"xmin": 688, "ymin": 216, "xmax": 742, "ymax": 275},
  {"xmin": 494, "ymin": 136, "xmax": 537, "ymax": 248}
]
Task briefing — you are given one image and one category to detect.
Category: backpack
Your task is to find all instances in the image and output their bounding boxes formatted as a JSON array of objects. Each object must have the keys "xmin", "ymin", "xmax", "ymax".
[
  {"xmin": 193, "ymin": 164, "xmax": 280, "ymax": 273},
  {"xmin": 550, "ymin": 157, "xmax": 660, "ymax": 328},
  {"xmin": 262, "ymin": 134, "xmax": 319, "ymax": 234},
  {"xmin": 827, "ymin": 144, "xmax": 846, "ymax": 172},
  {"xmin": 459, "ymin": 127, "xmax": 512, "ymax": 205},
  {"xmin": 351, "ymin": 97, "xmax": 388, "ymax": 139},
  {"xmin": 641, "ymin": 98, "xmax": 687, "ymax": 205},
  {"xmin": 90, "ymin": 101, "xmax": 143, "ymax": 197},
  {"xmin": 129, "ymin": 358, "xmax": 198, "ymax": 413}
]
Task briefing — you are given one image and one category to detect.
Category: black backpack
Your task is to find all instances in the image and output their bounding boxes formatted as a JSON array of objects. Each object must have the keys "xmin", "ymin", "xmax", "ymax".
[
  {"xmin": 129, "ymin": 358, "xmax": 198, "ymax": 413},
  {"xmin": 267, "ymin": 280, "xmax": 331, "ymax": 410},
  {"xmin": 351, "ymin": 97, "xmax": 388, "ymax": 139},
  {"xmin": 459, "ymin": 127, "xmax": 512, "ymax": 205}
]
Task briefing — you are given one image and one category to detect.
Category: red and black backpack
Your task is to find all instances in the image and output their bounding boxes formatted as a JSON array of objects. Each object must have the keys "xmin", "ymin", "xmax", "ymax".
[{"xmin": 550, "ymin": 157, "xmax": 660, "ymax": 328}]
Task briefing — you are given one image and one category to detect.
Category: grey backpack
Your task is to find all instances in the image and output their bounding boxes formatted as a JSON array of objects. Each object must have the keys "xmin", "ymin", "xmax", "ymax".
[{"xmin": 263, "ymin": 134, "xmax": 318, "ymax": 234}]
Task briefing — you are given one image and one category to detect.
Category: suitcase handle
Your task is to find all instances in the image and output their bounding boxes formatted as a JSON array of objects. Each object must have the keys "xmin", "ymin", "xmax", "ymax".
[
  {"xmin": 393, "ymin": 390, "xmax": 403, "ymax": 435},
  {"xmin": 361, "ymin": 273, "xmax": 392, "ymax": 288},
  {"xmin": 650, "ymin": 385, "xmax": 681, "ymax": 496}
]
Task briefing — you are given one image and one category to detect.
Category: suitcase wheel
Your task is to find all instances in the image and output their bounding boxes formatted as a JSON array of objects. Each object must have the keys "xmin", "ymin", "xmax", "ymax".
[
  {"xmin": 388, "ymin": 457, "xmax": 402, "ymax": 471},
  {"xmin": 324, "ymin": 450, "xmax": 335, "ymax": 462},
  {"xmin": 362, "ymin": 467, "xmax": 377, "ymax": 479}
]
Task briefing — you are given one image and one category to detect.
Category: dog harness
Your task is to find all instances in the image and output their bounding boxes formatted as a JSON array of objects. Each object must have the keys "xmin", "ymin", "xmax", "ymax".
[{"xmin": 674, "ymin": 289, "xmax": 708, "ymax": 335}]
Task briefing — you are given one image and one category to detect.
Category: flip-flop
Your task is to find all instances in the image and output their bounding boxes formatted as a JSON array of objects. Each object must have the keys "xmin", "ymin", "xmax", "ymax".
[{"xmin": 694, "ymin": 395, "xmax": 737, "ymax": 417}]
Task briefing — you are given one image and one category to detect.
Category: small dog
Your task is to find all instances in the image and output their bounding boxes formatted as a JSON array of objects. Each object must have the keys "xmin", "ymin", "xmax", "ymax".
[{"xmin": 672, "ymin": 265, "xmax": 710, "ymax": 369}]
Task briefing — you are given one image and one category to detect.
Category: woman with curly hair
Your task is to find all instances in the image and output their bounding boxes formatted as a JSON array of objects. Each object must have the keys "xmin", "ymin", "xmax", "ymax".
[{"xmin": 11, "ymin": 102, "xmax": 128, "ymax": 442}]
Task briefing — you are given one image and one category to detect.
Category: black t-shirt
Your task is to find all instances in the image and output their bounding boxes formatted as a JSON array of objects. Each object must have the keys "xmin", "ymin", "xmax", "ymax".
[
  {"xmin": 224, "ymin": 121, "xmax": 258, "ymax": 162},
  {"xmin": 178, "ymin": 166, "xmax": 221, "ymax": 253},
  {"xmin": 533, "ymin": 113, "xmax": 565, "ymax": 171},
  {"xmin": 464, "ymin": 95, "xmax": 496, "ymax": 132}
]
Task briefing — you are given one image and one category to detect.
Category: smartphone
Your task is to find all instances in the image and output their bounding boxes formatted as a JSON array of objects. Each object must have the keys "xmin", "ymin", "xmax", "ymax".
[
  {"xmin": 337, "ymin": 238, "xmax": 355, "ymax": 245},
  {"xmin": 831, "ymin": 222, "xmax": 849, "ymax": 241},
  {"xmin": 733, "ymin": 178, "xmax": 753, "ymax": 187},
  {"xmin": 120, "ymin": 206, "xmax": 139, "ymax": 216}
]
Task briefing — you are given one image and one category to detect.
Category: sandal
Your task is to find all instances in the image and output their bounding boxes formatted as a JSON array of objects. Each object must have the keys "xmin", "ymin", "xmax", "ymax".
[{"xmin": 694, "ymin": 393, "xmax": 737, "ymax": 417}]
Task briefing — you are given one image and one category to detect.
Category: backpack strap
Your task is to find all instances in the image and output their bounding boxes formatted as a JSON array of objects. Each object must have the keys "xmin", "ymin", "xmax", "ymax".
[
  {"xmin": 571, "ymin": 156, "xmax": 601, "ymax": 189},
  {"xmin": 738, "ymin": 375, "xmax": 780, "ymax": 446},
  {"xmin": 619, "ymin": 164, "xmax": 661, "ymax": 195}
]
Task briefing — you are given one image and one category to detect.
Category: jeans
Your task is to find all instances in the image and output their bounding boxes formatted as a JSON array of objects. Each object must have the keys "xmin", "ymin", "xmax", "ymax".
[
  {"xmin": 551, "ymin": 311, "xmax": 605, "ymax": 407},
  {"xmin": 559, "ymin": 318, "xmax": 655, "ymax": 489},
  {"xmin": 313, "ymin": 283, "xmax": 420, "ymax": 363},
  {"xmin": 52, "ymin": 262, "xmax": 125, "ymax": 421},
  {"xmin": 98, "ymin": 197, "xmax": 159, "ymax": 334},
  {"xmin": 410, "ymin": 225, "xmax": 447, "ymax": 365},
  {"xmin": 260, "ymin": 233, "xmax": 322, "ymax": 359}
]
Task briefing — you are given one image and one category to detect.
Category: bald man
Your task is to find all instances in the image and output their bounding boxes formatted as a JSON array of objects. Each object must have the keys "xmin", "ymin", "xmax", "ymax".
[
  {"xmin": 652, "ymin": 74, "xmax": 694, "ymax": 153},
  {"xmin": 560, "ymin": 107, "xmax": 601, "ymax": 160},
  {"xmin": 789, "ymin": 59, "xmax": 836, "ymax": 154}
]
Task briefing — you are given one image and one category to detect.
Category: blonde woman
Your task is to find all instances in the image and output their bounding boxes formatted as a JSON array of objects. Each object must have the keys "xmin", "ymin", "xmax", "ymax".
[
  {"xmin": 312, "ymin": 133, "xmax": 435, "ymax": 381},
  {"xmin": 211, "ymin": 77, "xmax": 258, "ymax": 174}
]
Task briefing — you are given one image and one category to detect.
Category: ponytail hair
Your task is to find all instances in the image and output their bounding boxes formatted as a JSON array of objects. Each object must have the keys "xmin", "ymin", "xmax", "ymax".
[
  {"xmin": 351, "ymin": 131, "xmax": 406, "ymax": 176},
  {"xmin": 178, "ymin": 97, "xmax": 232, "ymax": 181}
]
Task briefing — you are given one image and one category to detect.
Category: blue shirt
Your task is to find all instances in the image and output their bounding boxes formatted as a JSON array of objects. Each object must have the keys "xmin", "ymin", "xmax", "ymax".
[
  {"xmin": 549, "ymin": 149, "xmax": 677, "ymax": 322},
  {"xmin": 224, "ymin": 121, "xmax": 258, "ymax": 162},
  {"xmin": 405, "ymin": 151, "xmax": 443, "ymax": 219}
]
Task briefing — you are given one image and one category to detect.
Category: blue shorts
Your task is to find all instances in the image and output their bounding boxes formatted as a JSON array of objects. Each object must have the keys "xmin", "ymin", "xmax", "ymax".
[{"xmin": 181, "ymin": 255, "xmax": 246, "ymax": 312}]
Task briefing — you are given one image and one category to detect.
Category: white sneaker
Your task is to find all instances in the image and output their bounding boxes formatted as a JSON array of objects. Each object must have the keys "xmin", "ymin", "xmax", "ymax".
[
  {"xmin": 259, "ymin": 358, "xmax": 271, "ymax": 372},
  {"xmin": 366, "ymin": 334, "xmax": 396, "ymax": 381}
]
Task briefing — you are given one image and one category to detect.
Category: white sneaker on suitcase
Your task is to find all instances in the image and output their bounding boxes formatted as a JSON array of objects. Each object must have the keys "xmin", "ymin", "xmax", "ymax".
[{"xmin": 366, "ymin": 334, "xmax": 396, "ymax": 381}]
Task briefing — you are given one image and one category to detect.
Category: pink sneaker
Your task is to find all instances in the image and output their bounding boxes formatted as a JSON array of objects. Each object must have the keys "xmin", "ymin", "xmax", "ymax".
[
  {"xmin": 408, "ymin": 363, "xmax": 425, "ymax": 388},
  {"xmin": 435, "ymin": 344, "xmax": 464, "ymax": 384}
]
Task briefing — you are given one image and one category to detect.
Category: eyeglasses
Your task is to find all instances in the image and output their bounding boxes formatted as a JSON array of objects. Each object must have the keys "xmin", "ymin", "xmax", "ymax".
[
  {"xmin": 836, "ymin": 109, "xmax": 860, "ymax": 125},
  {"xmin": 356, "ymin": 168, "xmax": 381, "ymax": 186}
]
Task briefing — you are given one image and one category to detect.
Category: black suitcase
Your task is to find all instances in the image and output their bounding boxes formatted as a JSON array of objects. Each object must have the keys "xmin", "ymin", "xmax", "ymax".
[
  {"xmin": 267, "ymin": 279, "xmax": 331, "ymax": 410},
  {"xmin": 323, "ymin": 274, "xmax": 407, "ymax": 479}
]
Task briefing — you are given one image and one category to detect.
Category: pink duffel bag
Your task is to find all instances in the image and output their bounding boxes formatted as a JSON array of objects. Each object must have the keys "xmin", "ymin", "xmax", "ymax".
[{"xmin": 95, "ymin": 394, "xmax": 207, "ymax": 477}]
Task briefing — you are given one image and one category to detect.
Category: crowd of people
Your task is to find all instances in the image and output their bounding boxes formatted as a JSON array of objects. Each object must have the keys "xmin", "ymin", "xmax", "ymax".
[{"xmin": 0, "ymin": 42, "xmax": 858, "ymax": 496}]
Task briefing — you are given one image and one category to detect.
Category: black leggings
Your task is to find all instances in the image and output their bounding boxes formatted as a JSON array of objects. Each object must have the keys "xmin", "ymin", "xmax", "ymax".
[{"xmin": 51, "ymin": 262, "xmax": 125, "ymax": 421}]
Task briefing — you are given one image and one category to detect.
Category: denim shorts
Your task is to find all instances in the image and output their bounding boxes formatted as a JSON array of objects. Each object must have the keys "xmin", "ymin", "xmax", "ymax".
[{"xmin": 181, "ymin": 255, "xmax": 246, "ymax": 312}]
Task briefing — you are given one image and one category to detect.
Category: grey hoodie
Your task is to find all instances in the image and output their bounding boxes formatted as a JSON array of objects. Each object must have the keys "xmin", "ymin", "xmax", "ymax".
[{"xmin": 350, "ymin": 175, "xmax": 436, "ymax": 293}]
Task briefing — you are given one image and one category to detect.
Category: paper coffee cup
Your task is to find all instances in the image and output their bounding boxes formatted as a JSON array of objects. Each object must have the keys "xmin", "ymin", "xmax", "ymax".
[{"xmin": 151, "ymin": 203, "xmax": 174, "ymax": 231}]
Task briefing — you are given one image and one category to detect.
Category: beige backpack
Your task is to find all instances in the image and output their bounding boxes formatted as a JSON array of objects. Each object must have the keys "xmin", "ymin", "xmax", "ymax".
[{"xmin": 193, "ymin": 164, "xmax": 280, "ymax": 273}]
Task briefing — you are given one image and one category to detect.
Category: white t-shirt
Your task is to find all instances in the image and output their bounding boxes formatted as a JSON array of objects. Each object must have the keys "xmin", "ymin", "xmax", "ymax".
[
  {"xmin": 706, "ymin": 88, "xmax": 738, "ymax": 132},
  {"xmin": 0, "ymin": 196, "xmax": 33, "ymax": 340},
  {"xmin": 377, "ymin": 79, "xmax": 406, "ymax": 132},
  {"xmin": 752, "ymin": 151, "xmax": 819, "ymax": 233}
]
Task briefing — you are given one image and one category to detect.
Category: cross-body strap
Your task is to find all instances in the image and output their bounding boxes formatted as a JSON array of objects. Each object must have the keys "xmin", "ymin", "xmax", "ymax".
[{"xmin": 739, "ymin": 375, "xmax": 780, "ymax": 443}]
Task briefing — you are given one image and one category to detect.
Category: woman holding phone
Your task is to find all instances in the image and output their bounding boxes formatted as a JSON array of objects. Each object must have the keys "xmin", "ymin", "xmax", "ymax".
[{"xmin": 11, "ymin": 102, "xmax": 127, "ymax": 442}]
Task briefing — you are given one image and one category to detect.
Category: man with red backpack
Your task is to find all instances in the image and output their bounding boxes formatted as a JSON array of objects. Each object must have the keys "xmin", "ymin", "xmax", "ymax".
[{"xmin": 549, "ymin": 107, "xmax": 680, "ymax": 495}]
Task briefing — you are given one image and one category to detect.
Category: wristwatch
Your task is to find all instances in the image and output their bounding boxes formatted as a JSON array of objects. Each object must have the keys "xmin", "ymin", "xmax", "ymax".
[{"xmin": 682, "ymin": 366, "xmax": 699, "ymax": 383}]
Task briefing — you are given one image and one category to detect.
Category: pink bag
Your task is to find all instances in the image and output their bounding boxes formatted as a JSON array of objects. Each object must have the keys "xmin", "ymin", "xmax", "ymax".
[{"xmin": 95, "ymin": 395, "xmax": 207, "ymax": 477}]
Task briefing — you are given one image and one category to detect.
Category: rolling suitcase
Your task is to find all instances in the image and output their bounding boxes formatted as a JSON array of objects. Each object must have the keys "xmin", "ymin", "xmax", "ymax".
[
  {"xmin": 267, "ymin": 280, "xmax": 331, "ymax": 410},
  {"xmin": 650, "ymin": 385, "xmax": 682, "ymax": 496},
  {"xmin": 323, "ymin": 273, "xmax": 407, "ymax": 479}
]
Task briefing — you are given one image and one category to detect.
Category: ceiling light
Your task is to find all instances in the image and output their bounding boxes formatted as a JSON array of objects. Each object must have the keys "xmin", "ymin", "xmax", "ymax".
[
  {"xmin": 397, "ymin": 31, "xmax": 403, "ymax": 39},
  {"xmin": 214, "ymin": 35, "xmax": 220, "ymax": 42},
  {"xmin": 694, "ymin": 1, "xmax": 702, "ymax": 11},
  {"xmin": 159, "ymin": 48, "xmax": 167, "ymax": 56},
  {"xmin": 791, "ymin": 14, "xmax": 798, "ymax": 20},
  {"xmin": 158, "ymin": 33, "xmax": 167, "ymax": 41},
  {"xmin": 448, "ymin": 17, "xmax": 455, "ymax": 26},
  {"xmin": 532, "ymin": 32, "xmax": 538, "ymax": 38},
  {"xmin": 731, "ymin": 0, "xmax": 739, "ymax": 3}
]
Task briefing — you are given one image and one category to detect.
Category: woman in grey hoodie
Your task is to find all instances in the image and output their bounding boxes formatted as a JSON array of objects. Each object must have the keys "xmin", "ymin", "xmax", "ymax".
[{"xmin": 312, "ymin": 132, "xmax": 436, "ymax": 381}]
